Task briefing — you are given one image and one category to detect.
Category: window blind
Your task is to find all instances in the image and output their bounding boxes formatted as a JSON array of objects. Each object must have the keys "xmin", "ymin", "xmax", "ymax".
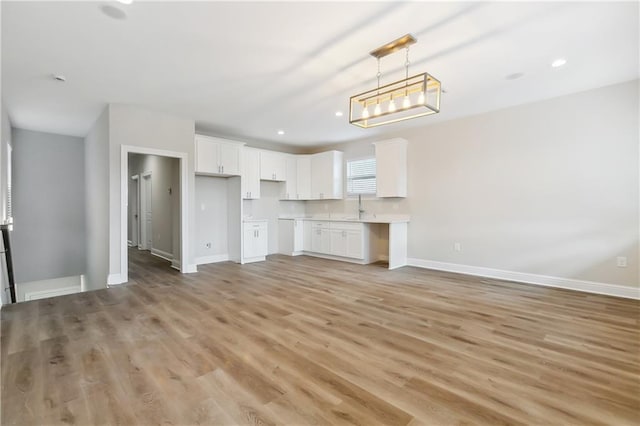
[{"xmin": 346, "ymin": 157, "xmax": 376, "ymax": 195}]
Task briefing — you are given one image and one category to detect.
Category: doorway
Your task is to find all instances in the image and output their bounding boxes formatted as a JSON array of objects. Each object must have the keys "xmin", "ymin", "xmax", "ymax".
[
  {"xmin": 120, "ymin": 145, "xmax": 191, "ymax": 285},
  {"xmin": 139, "ymin": 171, "xmax": 152, "ymax": 250}
]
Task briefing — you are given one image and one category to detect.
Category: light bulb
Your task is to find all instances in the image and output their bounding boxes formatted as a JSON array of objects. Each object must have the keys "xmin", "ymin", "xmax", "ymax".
[
  {"xmin": 418, "ymin": 92, "xmax": 425, "ymax": 104},
  {"xmin": 403, "ymin": 95, "xmax": 411, "ymax": 109},
  {"xmin": 374, "ymin": 104, "xmax": 381, "ymax": 116},
  {"xmin": 388, "ymin": 99, "xmax": 396, "ymax": 112},
  {"xmin": 362, "ymin": 107, "xmax": 369, "ymax": 119}
]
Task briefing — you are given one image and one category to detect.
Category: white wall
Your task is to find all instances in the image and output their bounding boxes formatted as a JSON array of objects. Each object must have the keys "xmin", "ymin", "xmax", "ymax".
[
  {"xmin": 128, "ymin": 153, "xmax": 179, "ymax": 258},
  {"xmin": 84, "ymin": 107, "xmax": 110, "ymax": 291},
  {"xmin": 308, "ymin": 80, "xmax": 639, "ymax": 289},
  {"xmin": 108, "ymin": 104, "xmax": 195, "ymax": 278},
  {"xmin": 11, "ymin": 128, "xmax": 86, "ymax": 283},
  {"xmin": 0, "ymin": 101, "xmax": 12, "ymax": 304},
  {"xmin": 243, "ymin": 181, "xmax": 305, "ymax": 254}
]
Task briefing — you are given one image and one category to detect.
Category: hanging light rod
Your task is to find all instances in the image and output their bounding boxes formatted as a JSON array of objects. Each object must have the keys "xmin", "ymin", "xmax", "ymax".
[{"xmin": 370, "ymin": 34, "xmax": 417, "ymax": 59}]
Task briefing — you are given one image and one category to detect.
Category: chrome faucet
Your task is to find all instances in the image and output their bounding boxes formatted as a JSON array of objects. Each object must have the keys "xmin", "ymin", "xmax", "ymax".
[{"xmin": 358, "ymin": 194, "xmax": 365, "ymax": 220}]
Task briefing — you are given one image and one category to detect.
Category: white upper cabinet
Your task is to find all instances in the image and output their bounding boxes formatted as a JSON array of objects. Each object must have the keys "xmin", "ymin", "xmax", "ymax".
[
  {"xmin": 374, "ymin": 138, "xmax": 407, "ymax": 198},
  {"xmin": 310, "ymin": 151, "xmax": 343, "ymax": 199},
  {"xmin": 241, "ymin": 148, "xmax": 261, "ymax": 199},
  {"xmin": 260, "ymin": 151, "xmax": 286, "ymax": 181},
  {"xmin": 195, "ymin": 135, "xmax": 244, "ymax": 176},
  {"xmin": 296, "ymin": 155, "xmax": 312, "ymax": 200},
  {"xmin": 281, "ymin": 155, "xmax": 297, "ymax": 200}
]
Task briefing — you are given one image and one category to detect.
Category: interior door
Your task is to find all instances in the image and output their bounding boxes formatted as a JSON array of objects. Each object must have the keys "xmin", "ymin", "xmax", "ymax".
[{"xmin": 141, "ymin": 172, "xmax": 153, "ymax": 250}]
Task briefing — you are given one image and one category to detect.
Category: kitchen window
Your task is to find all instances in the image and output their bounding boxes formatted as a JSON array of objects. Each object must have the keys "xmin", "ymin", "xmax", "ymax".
[{"xmin": 346, "ymin": 157, "xmax": 376, "ymax": 196}]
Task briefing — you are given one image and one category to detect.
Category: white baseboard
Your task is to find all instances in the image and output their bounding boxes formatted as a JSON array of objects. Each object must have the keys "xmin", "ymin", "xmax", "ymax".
[
  {"xmin": 18, "ymin": 275, "xmax": 83, "ymax": 302},
  {"xmin": 151, "ymin": 248, "xmax": 174, "ymax": 262},
  {"xmin": 196, "ymin": 254, "xmax": 229, "ymax": 265},
  {"xmin": 24, "ymin": 286, "xmax": 80, "ymax": 301},
  {"xmin": 107, "ymin": 273, "xmax": 125, "ymax": 285},
  {"xmin": 171, "ymin": 259, "xmax": 181, "ymax": 271},
  {"xmin": 407, "ymin": 258, "xmax": 639, "ymax": 300},
  {"xmin": 184, "ymin": 264, "xmax": 198, "ymax": 273}
]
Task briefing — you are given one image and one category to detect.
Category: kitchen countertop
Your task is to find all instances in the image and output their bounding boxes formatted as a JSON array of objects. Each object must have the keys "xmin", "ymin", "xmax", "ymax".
[
  {"xmin": 278, "ymin": 214, "xmax": 410, "ymax": 224},
  {"xmin": 243, "ymin": 218, "xmax": 268, "ymax": 223}
]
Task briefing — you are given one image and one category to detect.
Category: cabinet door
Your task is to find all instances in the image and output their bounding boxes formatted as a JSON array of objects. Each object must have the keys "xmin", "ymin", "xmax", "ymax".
[
  {"xmin": 260, "ymin": 151, "xmax": 287, "ymax": 181},
  {"xmin": 296, "ymin": 156, "xmax": 312, "ymax": 200},
  {"xmin": 310, "ymin": 153, "xmax": 330, "ymax": 199},
  {"xmin": 219, "ymin": 143, "xmax": 241, "ymax": 176},
  {"xmin": 330, "ymin": 229, "xmax": 347, "ymax": 257},
  {"xmin": 310, "ymin": 151, "xmax": 343, "ymax": 199},
  {"xmin": 255, "ymin": 224, "xmax": 268, "ymax": 257},
  {"xmin": 282, "ymin": 155, "xmax": 297, "ymax": 200},
  {"xmin": 311, "ymin": 227, "xmax": 323, "ymax": 253},
  {"xmin": 195, "ymin": 138, "xmax": 220, "ymax": 174},
  {"xmin": 346, "ymin": 230, "xmax": 363, "ymax": 259},
  {"xmin": 243, "ymin": 225, "xmax": 255, "ymax": 258},
  {"xmin": 320, "ymin": 229, "xmax": 331, "ymax": 254},
  {"xmin": 375, "ymin": 139, "xmax": 407, "ymax": 197},
  {"xmin": 241, "ymin": 149, "xmax": 261, "ymax": 199},
  {"xmin": 303, "ymin": 220, "xmax": 312, "ymax": 251},
  {"xmin": 293, "ymin": 220, "xmax": 304, "ymax": 252}
]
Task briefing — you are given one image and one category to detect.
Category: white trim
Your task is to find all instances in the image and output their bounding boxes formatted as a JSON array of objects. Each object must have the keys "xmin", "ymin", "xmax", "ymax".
[
  {"xmin": 151, "ymin": 248, "xmax": 174, "ymax": 262},
  {"xmin": 195, "ymin": 254, "xmax": 229, "ymax": 265},
  {"xmin": 120, "ymin": 145, "xmax": 191, "ymax": 283},
  {"xmin": 24, "ymin": 286, "xmax": 80, "ymax": 301},
  {"xmin": 107, "ymin": 273, "xmax": 124, "ymax": 285},
  {"xmin": 407, "ymin": 258, "xmax": 640, "ymax": 300},
  {"xmin": 184, "ymin": 264, "xmax": 198, "ymax": 273},
  {"xmin": 139, "ymin": 170, "xmax": 152, "ymax": 250},
  {"xmin": 171, "ymin": 259, "xmax": 181, "ymax": 271}
]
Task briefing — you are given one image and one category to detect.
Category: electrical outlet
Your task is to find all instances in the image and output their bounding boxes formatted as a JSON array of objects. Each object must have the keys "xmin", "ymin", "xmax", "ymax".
[
  {"xmin": 454, "ymin": 242, "xmax": 462, "ymax": 252},
  {"xmin": 205, "ymin": 242, "xmax": 212, "ymax": 249},
  {"xmin": 616, "ymin": 256, "xmax": 627, "ymax": 268}
]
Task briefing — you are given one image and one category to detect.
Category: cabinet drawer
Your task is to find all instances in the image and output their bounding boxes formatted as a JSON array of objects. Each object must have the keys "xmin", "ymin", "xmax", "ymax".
[
  {"xmin": 310, "ymin": 221, "xmax": 329, "ymax": 229},
  {"xmin": 330, "ymin": 222, "xmax": 363, "ymax": 232}
]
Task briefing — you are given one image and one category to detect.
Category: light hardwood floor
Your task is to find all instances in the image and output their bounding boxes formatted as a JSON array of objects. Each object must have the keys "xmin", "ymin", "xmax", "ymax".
[{"xmin": 1, "ymin": 249, "xmax": 639, "ymax": 425}]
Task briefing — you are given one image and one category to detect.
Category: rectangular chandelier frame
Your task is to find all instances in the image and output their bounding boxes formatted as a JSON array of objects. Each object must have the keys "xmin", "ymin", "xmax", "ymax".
[{"xmin": 349, "ymin": 72, "xmax": 441, "ymax": 128}]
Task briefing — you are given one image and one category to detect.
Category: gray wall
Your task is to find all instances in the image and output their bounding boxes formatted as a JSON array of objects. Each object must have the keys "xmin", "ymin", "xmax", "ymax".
[
  {"xmin": 307, "ymin": 80, "xmax": 639, "ymax": 288},
  {"xmin": 84, "ymin": 107, "xmax": 110, "ymax": 290},
  {"xmin": 11, "ymin": 128, "xmax": 86, "ymax": 284},
  {"xmin": 128, "ymin": 153, "xmax": 179, "ymax": 258},
  {"xmin": 109, "ymin": 104, "xmax": 195, "ymax": 278},
  {"xmin": 195, "ymin": 176, "xmax": 228, "ymax": 259}
]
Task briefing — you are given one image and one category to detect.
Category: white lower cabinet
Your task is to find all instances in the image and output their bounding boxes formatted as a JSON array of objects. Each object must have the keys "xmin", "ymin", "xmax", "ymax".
[
  {"xmin": 308, "ymin": 221, "xmax": 365, "ymax": 260},
  {"xmin": 243, "ymin": 221, "xmax": 268, "ymax": 263},
  {"xmin": 310, "ymin": 222, "xmax": 331, "ymax": 254},
  {"xmin": 278, "ymin": 219, "xmax": 304, "ymax": 255}
]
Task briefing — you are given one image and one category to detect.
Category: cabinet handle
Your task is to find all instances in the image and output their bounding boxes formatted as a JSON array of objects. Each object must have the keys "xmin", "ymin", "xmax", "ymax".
[{"xmin": 222, "ymin": 165, "xmax": 224, "ymax": 174}]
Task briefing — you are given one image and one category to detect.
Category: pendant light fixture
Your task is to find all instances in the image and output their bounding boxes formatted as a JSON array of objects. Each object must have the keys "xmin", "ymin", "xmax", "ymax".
[{"xmin": 349, "ymin": 34, "xmax": 441, "ymax": 128}]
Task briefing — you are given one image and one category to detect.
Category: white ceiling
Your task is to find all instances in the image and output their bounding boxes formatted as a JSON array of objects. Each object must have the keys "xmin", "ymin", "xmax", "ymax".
[{"xmin": 2, "ymin": 1, "xmax": 638, "ymax": 146}]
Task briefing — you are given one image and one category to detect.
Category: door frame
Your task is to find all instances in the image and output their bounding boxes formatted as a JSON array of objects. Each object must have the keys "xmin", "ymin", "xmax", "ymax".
[
  {"xmin": 139, "ymin": 171, "xmax": 152, "ymax": 250},
  {"xmin": 120, "ymin": 145, "xmax": 190, "ymax": 283},
  {"xmin": 130, "ymin": 174, "xmax": 139, "ymax": 247}
]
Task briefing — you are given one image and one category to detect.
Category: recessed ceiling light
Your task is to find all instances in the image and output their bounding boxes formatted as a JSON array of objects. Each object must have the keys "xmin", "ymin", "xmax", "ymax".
[
  {"xmin": 505, "ymin": 72, "xmax": 524, "ymax": 80},
  {"xmin": 335, "ymin": 111, "xmax": 343, "ymax": 117},
  {"xmin": 52, "ymin": 74, "xmax": 66, "ymax": 82},
  {"xmin": 551, "ymin": 58, "xmax": 567, "ymax": 68},
  {"xmin": 277, "ymin": 130, "xmax": 285, "ymax": 135},
  {"xmin": 115, "ymin": 0, "xmax": 133, "ymax": 4}
]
